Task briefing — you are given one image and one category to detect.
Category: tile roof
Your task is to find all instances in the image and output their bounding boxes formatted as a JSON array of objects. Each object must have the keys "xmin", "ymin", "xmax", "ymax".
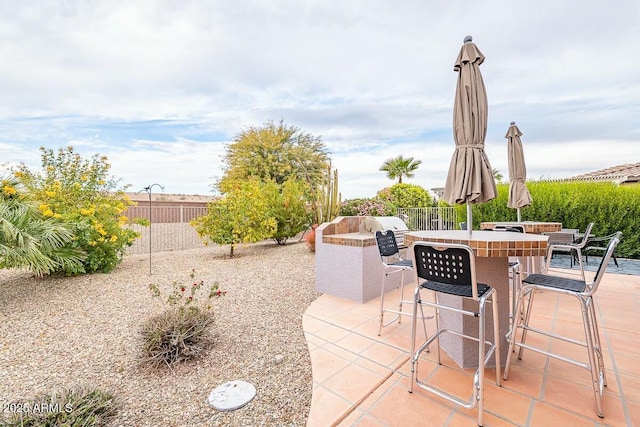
[{"xmin": 567, "ymin": 163, "xmax": 640, "ymax": 183}]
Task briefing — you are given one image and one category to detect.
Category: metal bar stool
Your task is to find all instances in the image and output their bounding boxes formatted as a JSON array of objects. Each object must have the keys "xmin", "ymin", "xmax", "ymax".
[
  {"xmin": 375, "ymin": 230, "xmax": 429, "ymax": 337},
  {"xmin": 544, "ymin": 222, "xmax": 594, "ymax": 281},
  {"xmin": 409, "ymin": 241, "xmax": 501, "ymax": 427},
  {"xmin": 504, "ymin": 232, "xmax": 622, "ymax": 418}
]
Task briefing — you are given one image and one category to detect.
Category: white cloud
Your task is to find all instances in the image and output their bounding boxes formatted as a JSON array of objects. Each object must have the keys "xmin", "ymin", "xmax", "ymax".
[{"xmin": 1, "ymin": 0, "xmax": 638, "ymax": 199}]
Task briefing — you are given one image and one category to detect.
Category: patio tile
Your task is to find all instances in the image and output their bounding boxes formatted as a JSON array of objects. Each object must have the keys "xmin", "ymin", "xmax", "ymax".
[
  {"xmin": 354, "ymin": 356, "xmax": 395, "ymax": 378},
  {"xmin": 367, "ymin": 384, "xmax": 452, "ymax": 426},
  {"xmin": 322, "ymin": 363, "xmax": 388, "ymax": 404},
  {"xmin": 334, "ymin": 332, "xmax": 376, "ymax": 355},
  {"xmin": 307, "ymin": 385, "xmax": 352, "ymax": 427},
  {"xmin": 501, "ymin": 363, "xmax": 545, "ymax": 398},
  {"xmin": 628, "ymin": 399, "xmax": 640, "ymax": 426},
  {"xmin": 529, "ymin": 401, "xmax": 595, "ymax": 427},
  {"xmin": 304, "ymin": 270, "xmax": 638, "ymax": 426},
  {"xmin": 606, "ymin": 329, "xmax": 640, "ymax": 355},
  {"xmin": 359, "ymin": 341, "xmax": 407, "ymax": 368},
  {"xmin": 302, "ymin": 315, "xmax": 329, "ymax": 333},
  {"xmin": 308, "ymin": 346, "xmax": 352, "ymax": 383},
  {"xmin": 321, "ymin": 342, "xmax": 361, "ymax": 363},
  {"xmin": 543, "ymin": 375, "xmax": 625, "ymax": 424},
  {"xmin": 336, "ymin": 408, "xmax": 379, "ymax": 426},
  {"xmin": 310, "ymin": 322, "xmax": 352, "ymax": 343},
  {"xmin": 483, "ymin": 382, "xmax": 533, "ymax": 425},
  {"xmin": 447, "ymin": 411, "xmax": 518, "ymax": 427},
  {"xmin": 330, "ymin": 311, "xmax": 374, "ymax": 331},
  {"xmin": 618, "ymin": 372, "xmax": 640, "ymax": 402},
  {"xmin": 355, "ymin": 372, "xmax": 404, "ymax": 413},
  {"xmin": 612, "ymin": 352, "xmax": 640, "ymax": 376}
]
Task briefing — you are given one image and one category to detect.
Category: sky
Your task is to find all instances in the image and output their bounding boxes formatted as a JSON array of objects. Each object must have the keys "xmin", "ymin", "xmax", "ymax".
[{"xmin": 1, "ymin": 0, "xmax": 639, "ymax": 199}]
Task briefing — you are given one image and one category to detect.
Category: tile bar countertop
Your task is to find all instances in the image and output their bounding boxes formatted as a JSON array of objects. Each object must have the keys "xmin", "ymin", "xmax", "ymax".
[
  {"xmin": 480, "ymin": 221, "xmax": 561, "ymax": 234},
  {"xmin": 405, "ymin": 229, "xmax": 548, "ymax": 257}
]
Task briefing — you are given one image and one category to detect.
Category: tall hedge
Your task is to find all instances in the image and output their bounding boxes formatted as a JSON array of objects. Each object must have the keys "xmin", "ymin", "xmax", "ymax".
[{"xmin": 453, "ymin": 181, "xmax": 640, "ymax": 259}]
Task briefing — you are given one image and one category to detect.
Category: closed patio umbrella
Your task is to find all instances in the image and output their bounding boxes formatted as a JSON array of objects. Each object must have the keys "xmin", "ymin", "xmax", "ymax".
[
  {"xmin": 506, "ymin": 121, "xmax": 532, "ymax": 221},
  {"xmin": 443, "ymin": 36, "xmax": 497, "ymax": 232}
]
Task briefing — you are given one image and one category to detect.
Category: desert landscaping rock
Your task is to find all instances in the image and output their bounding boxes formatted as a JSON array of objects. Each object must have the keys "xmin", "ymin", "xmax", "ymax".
[{"xmin": 0, "ymin": 240, "xmax": 319, "ymax": 426}]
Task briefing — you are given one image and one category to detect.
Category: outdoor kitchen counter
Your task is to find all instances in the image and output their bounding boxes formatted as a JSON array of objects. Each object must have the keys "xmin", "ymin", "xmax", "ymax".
[
  {"xmin": 321, "ymin": 232, "xmax": 377, "ymax": 247},
  {"xmin": 314, "ymin": 216, "xmax": 412, "ymax": 303}
]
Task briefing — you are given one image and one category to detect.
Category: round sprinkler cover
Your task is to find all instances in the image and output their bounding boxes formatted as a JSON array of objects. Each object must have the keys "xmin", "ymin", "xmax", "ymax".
[{"xmin": 208, "ymin": 380, "xmax": 256, "ymax": 411}]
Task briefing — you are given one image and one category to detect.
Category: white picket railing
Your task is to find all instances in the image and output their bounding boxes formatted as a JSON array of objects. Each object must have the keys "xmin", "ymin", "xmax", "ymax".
[{"xmin": 396, "ymin": 207, "xmax": 458, "ymax": 231}]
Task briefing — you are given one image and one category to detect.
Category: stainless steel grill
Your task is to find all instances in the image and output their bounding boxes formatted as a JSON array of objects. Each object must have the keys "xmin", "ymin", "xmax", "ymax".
[{"xmin": 363, "ymin": 216, "xmax": 410, "ymax": 247}]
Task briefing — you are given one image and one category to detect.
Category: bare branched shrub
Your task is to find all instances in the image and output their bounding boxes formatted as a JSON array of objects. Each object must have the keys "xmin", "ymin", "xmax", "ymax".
[{"xmin": 140, "ymin": 270, "xmax": 225, "ymax": 369}]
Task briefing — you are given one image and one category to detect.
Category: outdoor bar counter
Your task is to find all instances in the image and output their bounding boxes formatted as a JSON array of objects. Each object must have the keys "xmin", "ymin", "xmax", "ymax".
[
  {"xmin": 480, "ymin": 221, "xmax": 561, "ymax": 274},
  {"xmin": 314, "ymin": 216, "xmax": 411, "ymax": 303},
  {"xmin": 480, "ymin": 221, "xmax": 561, "ymax": 234},
  {"xmin": 405, "ymin": 230, "xmax": 548, "ymax": 368}
]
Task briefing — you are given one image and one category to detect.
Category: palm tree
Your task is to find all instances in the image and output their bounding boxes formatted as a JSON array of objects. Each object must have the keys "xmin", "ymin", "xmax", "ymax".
[
  {"xmin": 493, "ymin": 168, "xmax": 503, "ymax": 183},
  {"xmin": 379, "ymin": 155, "xmax": 422, "ymax": 184},
  {"xmin": 0, "ymin": 176, "xmax": 84, "ymax": 276}
]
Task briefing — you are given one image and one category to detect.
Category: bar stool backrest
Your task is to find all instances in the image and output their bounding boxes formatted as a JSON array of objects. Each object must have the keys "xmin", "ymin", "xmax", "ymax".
[
  {"xmin": 375, "ymin": 230, "xmax": 401, "ymax": 258},
  {"xmin": 413, "ymin": 242, "xmax": 479, "ymax": 300},
  {"xmin": 493, "ymin": 224, "xmax": 525, "ymax": 233},
  {"xmin": 573, "ymin": 222, "xmax": 595, "ymax": 247},
  {"xmin": 589, "ymin": 231, "xmax": 622, "ymax": 295}
]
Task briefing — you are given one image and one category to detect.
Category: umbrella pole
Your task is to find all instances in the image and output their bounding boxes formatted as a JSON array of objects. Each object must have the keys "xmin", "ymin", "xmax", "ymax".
[
  {"xmin": 517, "ymin": 207, "xmax": 521, "ymax": 222},
  {"xmin": 467, "ymin": 203, "xmax": 472, "ymax": 234}
]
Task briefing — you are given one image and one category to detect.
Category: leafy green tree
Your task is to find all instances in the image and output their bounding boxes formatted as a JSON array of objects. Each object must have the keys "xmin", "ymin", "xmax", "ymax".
[
  {"xmin": 219, "ymin": 120, "xmax": 333, "ymax": 242},
  {"xmin": 377, "ymin": 183, "xmax": 433, "ymax": 209},
  {"xmin": 264, "ymin": 178, "xmax": 311, "ymax": 245},
  {"xmin": 191, "ymin": 179, "xmax": 277, "ymax": 257},
  {"xmin": 1, "ymin": 175, "xmax": 84, "ymax": 276},
  {"xmin": 379, "ymin": 155, "xmax": 422, "ymax": 184},
  {"xmin": 219, "ymin": 120, "xmax": 329, "ymax": 190},
  {"xmin": 13, "ymin": 146, "xmax": 139, "ymax": 274}
]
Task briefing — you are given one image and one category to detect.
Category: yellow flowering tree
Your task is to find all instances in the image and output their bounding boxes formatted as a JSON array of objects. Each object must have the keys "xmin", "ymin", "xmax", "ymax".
[
  {"xmin": 13, "ymin": 146, "xmax": 139, "ymax": 274},
  {"xmin": 1, "ymin": 175, "xmax": 84, "ymax": 275},
  {"xmin": 191, "ymin": 178, "xmax": 277, "ymax": 257}
]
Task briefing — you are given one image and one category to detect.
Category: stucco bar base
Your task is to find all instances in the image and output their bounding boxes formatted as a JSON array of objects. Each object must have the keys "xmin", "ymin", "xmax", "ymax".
[
  {"xmin": 435, "ymin": 257, "xmax": 509, "ymax": 369},
  {"xmin": 314, "ymin": 217, "xmax": 413, "ymax": 304}
]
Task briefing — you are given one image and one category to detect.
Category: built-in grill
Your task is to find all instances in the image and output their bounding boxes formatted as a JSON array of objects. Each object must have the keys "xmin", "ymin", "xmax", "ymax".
[{"xmin": 363, "ymin": 216, "xmax": 410, "ymax": 247}]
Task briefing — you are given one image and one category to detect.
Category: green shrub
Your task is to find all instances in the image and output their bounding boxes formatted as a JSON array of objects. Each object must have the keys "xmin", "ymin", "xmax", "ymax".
[
  {"xmin": 452, "ymin": 181, "xmax": 640, "ymax": 258},
  {"xmin": 191, "ymin": 178, "xmax": 277, "ymax": 257},
  {"xmin": 264, "ymin": 178, "xmax": 311, "ymax": 245},
  {"xmin": 13, "ymin": 146, "xmax": 140, "ymax": 274},
  {"xmin": 377, "ymin": 183, "xmax": 433, "ymax": 209},
  {"xmin": 141, "ymin": 270, "xmax": 225, "ymax": 369},
  {"xmin": 1, "ymin": 386, "xmax": 117, "ymax": 426}
]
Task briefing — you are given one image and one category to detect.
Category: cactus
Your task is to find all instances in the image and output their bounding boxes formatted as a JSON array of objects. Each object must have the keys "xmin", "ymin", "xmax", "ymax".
[{"xmin": 314, "ymin": 162, "xmax": 341, "ymax": 225}]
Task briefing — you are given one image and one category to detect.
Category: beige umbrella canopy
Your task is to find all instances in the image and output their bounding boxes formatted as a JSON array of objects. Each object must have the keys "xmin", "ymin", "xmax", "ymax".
[
  {"xmin": 506, "ymin": 121, "xmax": 532, "ymax": 221},
  {"xmin": 443, "ymin": 36, "xmax": 497, "ymax": 231}
]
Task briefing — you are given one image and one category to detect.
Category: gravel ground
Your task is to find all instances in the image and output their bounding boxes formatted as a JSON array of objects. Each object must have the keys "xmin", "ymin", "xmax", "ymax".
[{"xmin": 0, "ymin": 240, "xmax": 320, "ymax": 426}]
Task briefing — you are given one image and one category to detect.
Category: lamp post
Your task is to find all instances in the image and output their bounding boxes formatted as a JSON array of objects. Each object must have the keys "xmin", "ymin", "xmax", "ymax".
[{"xmin": 136, "ymin": 183, "xmax": 165, "ymax": 275}]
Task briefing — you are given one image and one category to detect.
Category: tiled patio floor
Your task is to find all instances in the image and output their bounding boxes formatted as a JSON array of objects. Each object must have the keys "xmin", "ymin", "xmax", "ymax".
[{"xmin": 303, "ymin": 267, "xmax": 640, "ymax": 426}]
